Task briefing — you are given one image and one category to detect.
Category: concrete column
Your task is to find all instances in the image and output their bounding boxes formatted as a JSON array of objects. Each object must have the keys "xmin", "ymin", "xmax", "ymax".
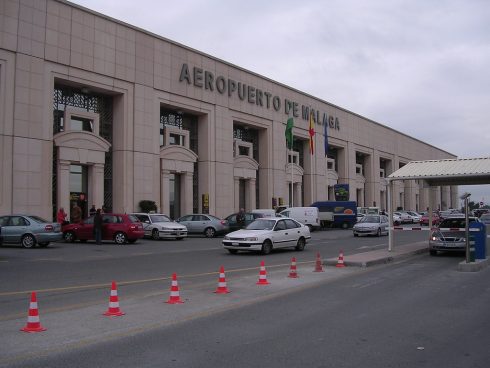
[
  {"xmin": 181, "ymin": 172, "xmax": 194, "ymax": 215},
  {"xmin": 92, "ymin": 163, "xmax": 105, "ymax": 209},
  {"xmin": 234, "ymin": 177, "xmax": 240, "ymax": 211},
  {"xmin": 57, "ymin": 160, "xmax": 71, "ymax": 218},
  {"xmin": 295, "ymin": 182, "xmax": 302, "ymax": 206},
  {"xmin": 247, "ymin": 178, "xmax": 256, "ymax": 211},
  {"xmin": 160, "ymin": 170, "xmax": 170, "ymax": 215}
]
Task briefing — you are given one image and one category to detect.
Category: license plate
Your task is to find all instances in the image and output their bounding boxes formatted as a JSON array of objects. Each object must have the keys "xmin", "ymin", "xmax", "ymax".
[{"xmin": 232, "ymin": 242, "xmax": 239, "ymax": 246}]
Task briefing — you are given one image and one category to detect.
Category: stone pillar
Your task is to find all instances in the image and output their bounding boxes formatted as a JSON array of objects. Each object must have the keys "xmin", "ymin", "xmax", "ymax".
[
  {"xmin": 234, "ymin": 177, "xmax": 240, "ymax": 211},
  {"xmin": 57, "ymin": 160, "xmax": 71, "ymax": 218},
  {"xmin": 92, "ymin": 163, "xmax": 105, "ymax": 210},
  {"xmin": 247, "ymin": 178, "xmax": 256, "ymax": 211},
  {"xmin": 182, "ymin": 172, "xmax": 194, "ymax": 215},
  {"xmin": 295, "ymin": 182, "xmax": 302, "ymax": 206},
  {"xmin": 160, "ymin": 170, "xmax": 170, "ymax": 215}
]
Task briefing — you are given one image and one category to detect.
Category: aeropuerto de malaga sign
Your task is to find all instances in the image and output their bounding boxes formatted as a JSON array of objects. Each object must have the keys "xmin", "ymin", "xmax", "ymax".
[{"xmin": 179, "ymin": 63, "xmax": 340, "ymax": 130}]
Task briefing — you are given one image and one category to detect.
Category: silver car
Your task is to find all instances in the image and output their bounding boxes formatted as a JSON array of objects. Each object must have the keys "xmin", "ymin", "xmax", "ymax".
[
  {"xmin": 177, "ymin": 214, "xmax": 229, "ymax": 238},
  {"xmin": 131, "ymin": 213, "xmax": 187, "ymax": 240},
  {"xmin": 353, "ymin": 215, "xmax": 389, "ymax": 237},
  {"xmin": 0, "ymin": 214, "xmax": 62, "ymax": 248},
  {"xmin": 429, "ymin": 217, "xmax": 477, "ymax": 256}
]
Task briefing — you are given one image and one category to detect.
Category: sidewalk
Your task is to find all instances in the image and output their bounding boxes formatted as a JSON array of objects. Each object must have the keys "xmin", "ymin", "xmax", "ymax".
[{"xmin": 325, "ymin": 241, "xmax": 428, "ymax": 267}]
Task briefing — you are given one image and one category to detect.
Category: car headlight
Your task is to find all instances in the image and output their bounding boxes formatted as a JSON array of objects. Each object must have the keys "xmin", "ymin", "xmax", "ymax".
[
  {"xmin": 160, "ymin": 227, "xmax": 171, "ymax": 231},
  {"xmin": 244, "ymin": 237, "xmax": 258, "ymax": 241},
  {"xmin": 224, "ymin": 236, "xmax": 230, "ymax": 240}
]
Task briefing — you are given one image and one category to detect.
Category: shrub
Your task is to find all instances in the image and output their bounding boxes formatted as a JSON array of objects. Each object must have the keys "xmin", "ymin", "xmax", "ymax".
[{"xmin": 139, "ymin": 200, "xmax": 157, "ymax": 213}]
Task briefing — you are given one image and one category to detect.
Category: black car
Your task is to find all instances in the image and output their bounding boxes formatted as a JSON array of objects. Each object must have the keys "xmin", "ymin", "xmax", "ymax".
[{"xmin": 225, "ymin": 212, "xmax": 265, "ymax": 232}]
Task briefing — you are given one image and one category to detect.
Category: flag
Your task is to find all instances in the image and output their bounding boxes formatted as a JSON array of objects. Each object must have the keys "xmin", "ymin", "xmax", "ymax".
[
  {"xmin": 285, "ymin": 117, "xmax": 294, "ymax": 149},
  {"xmin": 324, "ymin": 119, "xmax": 329, "ymax": 157},
  {"xmin": 309, "ymin": 111, "xmax": 315, "ymax": 155}
]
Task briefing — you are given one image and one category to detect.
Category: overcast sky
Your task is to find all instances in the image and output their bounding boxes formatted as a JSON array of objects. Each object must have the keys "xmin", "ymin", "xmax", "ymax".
[{"xmin": 71, "ymin": 0, "xmax": 490, "ymax": 204}]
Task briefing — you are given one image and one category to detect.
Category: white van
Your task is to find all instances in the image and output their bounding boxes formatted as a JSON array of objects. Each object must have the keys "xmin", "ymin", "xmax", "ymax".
[
  {"xmin": 251, "ymin": 209, "xmax": 277, "ymax": 218},
  {"xmin": 280, "ymin": 207, "xmax": 320, "ymax": 230}
]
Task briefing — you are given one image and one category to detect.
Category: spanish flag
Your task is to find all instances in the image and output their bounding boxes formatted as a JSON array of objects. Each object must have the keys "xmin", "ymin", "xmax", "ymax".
[{"xmin": 309, "ymin": 111, "xmax": 315, "ymax": 155}]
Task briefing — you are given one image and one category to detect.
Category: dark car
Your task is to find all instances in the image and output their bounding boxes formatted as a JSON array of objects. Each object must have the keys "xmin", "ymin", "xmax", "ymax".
[
  {"xmin": 62, "ymin": 213, "xmax": 144, "ymax": 244},
  {"xmin": 0, "ymin": 215, "xmax": 62, "ymax": 248},
  {"xmin": 429, "ymin": 217, "xmax": 478, "ymax": 256},
  {"xmin": 225, "ymin": 212, "xmax": 266, "ymax": 232}
]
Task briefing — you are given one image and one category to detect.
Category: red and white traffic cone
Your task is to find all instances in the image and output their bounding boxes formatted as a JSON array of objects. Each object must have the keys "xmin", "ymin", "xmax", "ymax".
[
  {"xmin": 313, "ymin": 252, "xmax": 324, "ymax": 272},
  {"xmin": 336, "ymin": 250, "xmax": 346, "ymax": 268},
  {"xmin": 20, "ymin": 292, "xmax": 46, "ymax": 333},
  {"xmin": 288, "ymin": 257, "xmax": 299, "ymax": 278},
  {"xmin": 103, "ymin": 281, "xmax": 125, "ymax": 317},
  {"xmin": 256, "ymin": 261, "xmax": 270, "ymax": 285},
  {"xmin": 214, "ymin": 266, "xmax": 231, "ymax": 294},
  {"xmin": 166, "ymin": 273, "xmax": 184, "ymax": 304}
]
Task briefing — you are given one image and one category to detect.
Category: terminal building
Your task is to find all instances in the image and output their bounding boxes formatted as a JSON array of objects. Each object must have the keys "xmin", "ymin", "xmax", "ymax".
[{"xmin": 0, "ymin": 0, "xmax": 459, "ymax": 221}]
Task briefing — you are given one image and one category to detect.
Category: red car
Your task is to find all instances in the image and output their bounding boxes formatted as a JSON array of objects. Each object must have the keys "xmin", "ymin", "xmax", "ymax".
[
  {"xmin": 420, "ymin": 213, "xmax": 440, "ymax": 226},
  {"xmin": 62, "ymin": 213, "xmax": 144, "ymax": 244}
]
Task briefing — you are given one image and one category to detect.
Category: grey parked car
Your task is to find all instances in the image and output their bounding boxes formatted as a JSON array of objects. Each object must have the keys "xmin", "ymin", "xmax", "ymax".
[
  {"xmin": 353, "ymin": 215, "xmax": 389, "ymax": 237},
  {"xmin": 131, "ymin": 213, "xmax": 187, "ymax": 240},
  {"xmin": 177, "ymin": 214, "xmax": 229, "ymax": 238},
  {"xmin": 0, "ymin": 215, "xmax": 63, "ymax": 248}
]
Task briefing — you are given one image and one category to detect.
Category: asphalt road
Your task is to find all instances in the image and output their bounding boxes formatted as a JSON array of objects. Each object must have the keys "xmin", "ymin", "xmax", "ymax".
[{"xmin": 3, "ymin": 252, "xmax": 489, "ymax": 368}]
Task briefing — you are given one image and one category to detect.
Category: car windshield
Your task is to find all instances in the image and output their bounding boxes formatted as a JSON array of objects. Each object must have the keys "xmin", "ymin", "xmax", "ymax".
[
  {"xmin": 361, "ymin": 215, "xmax": 380, "ymax": 223},
  {"xmin": 128, "ymin": 214, "xmax": 140, "ymax": 223},
  {"xmin": 150, "ymin": 215, "xmax": 171, "ymax": 223},
  {"xmin": 28, "ymin": 215, "xmax": 50, "ymax": 223},
  {"xmin": 246, "ymin": 219, "xmax": 276, "ymax": 230}
]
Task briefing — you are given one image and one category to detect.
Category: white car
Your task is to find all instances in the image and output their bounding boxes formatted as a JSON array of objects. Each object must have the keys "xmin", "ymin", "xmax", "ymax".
[
  {"xmin": 394, "ymin": 211, "xmax": 412, "ymax": 224},
  {"xmin": 405, "ymin": 211, "xmax": 421, "ymax": 223},
  {"xmin": 131, "ymin": 213, "xmax": 187, "ymax": 240},
  {"xmin": 222, "ymin": 217, "xmax": 311, "ymax": 255}
]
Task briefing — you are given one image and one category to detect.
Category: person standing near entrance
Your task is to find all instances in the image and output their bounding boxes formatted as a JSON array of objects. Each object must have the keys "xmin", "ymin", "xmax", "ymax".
[
  {"xmin": 236, "ymin": 208, "xmax": 246, "ymax": 229},
  {"xmin": 57, "ymin": 207, "xmax": 67, "ymax": 225},
  {"xmin": 89, "ymin": 204, "xmax": 96, "ymax": 217},
  {"xmin": 93, "ymin": 208, "xmax": 103, "ymax": 245}
]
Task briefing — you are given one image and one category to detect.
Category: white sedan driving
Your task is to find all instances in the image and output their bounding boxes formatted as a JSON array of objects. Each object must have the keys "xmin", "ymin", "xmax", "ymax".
[{"xmin": 222, "ymin": 217, "xmax": 311, "ymax": 255}]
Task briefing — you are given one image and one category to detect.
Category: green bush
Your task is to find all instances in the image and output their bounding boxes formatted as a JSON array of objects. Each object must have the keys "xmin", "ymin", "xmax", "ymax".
[{"xmin": 139, "ymin": 200, "xmax": 157, "ymax": 213}]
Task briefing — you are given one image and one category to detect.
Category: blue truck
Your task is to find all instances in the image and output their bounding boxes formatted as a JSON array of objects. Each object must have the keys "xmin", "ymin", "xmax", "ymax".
[{"xmin": 310, "ymin": 201, "xmax": 358, "ymax": 228}]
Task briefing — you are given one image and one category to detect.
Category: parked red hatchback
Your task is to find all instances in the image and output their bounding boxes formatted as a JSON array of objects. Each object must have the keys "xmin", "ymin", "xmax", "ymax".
[{"xmin": 62, "ymin": 213, "xmax": 144, "ymax": 244}]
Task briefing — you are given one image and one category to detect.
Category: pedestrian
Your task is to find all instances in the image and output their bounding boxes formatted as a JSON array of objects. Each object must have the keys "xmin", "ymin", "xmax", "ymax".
[
  {"xmin": 236, "ymin": 208, "xmax": 246, "ymax": 228},
  {"xmin": 94, "ymin": 208, "xmax": 103, "ymax": 245},
  {"xmin": 71, "ymin": 203, "xmax": 82, "ymax": 224},
  {"xmin": 89, "ymin": 204, "xmax": 96, "ymax": 217},
  {"xmin": 57, "ymin": 207, "xmax": 67, "ymax": 225}
]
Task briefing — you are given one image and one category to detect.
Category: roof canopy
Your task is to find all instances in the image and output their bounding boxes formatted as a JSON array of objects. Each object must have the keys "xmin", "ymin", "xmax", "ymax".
[{"xmin": 387, "ymin": 157, "xmax": 490, "ymax": 186}]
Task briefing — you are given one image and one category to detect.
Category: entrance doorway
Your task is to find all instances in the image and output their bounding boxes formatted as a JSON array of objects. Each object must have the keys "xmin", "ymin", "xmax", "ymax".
[
  {"xmin": 169, "ymin": 173, "xmax": 181, "ymax": 219},
  {"xmin": 69, "ymin": 164, "xmax": 88, "ymax": 220}
]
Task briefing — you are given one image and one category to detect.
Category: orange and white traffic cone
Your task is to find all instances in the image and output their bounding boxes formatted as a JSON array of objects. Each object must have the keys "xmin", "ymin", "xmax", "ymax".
[
  {"xmin": 20, "ymin": 292, "xmax": 46, "ymax": 333},
  {"xmin": 256, "ymin": 261, "xmax": 270, "ymax": 285},
  {"xmin": 288, "ymin": 257, "xmax": 299, "ymax": 278},
  {"xmin": 313, "ymin": 252, "xmax": 324, "ymax": 272},
  {"xmin": 103, "ymin": 281, "xmax": 125, "ymax": 317},
  {"xmin": 214, "ymin": 266, "xmax": 231, "ymax": 294},
  {"xmin": 166, "ymin": 273, "xmax": 184, "ymax": 304},
  {"xmin": 336, "ymin": 250, "xmax": 346, "ymax": 268}
]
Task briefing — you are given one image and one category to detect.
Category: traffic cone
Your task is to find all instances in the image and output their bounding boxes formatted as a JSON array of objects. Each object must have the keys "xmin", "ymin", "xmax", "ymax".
[
  {"xmin": 314, "ymin": 252, "xmax": 324, "ymax": 272},
  {"xmin": 103, "ymin": 281, "xmax": 125, "ymax": 317},
  {"xmin": 20, "ymin": 292, "xmax": 46, "ymax": 333},
  {"xmin": 336, "ymin": 250, "xmax": 346, "ymax": 268},
  {"xmin": 256, "ymin": 261, "xmax": 270, "ymax": 285},
  {"xmin": 214, "ymin": 266, "xmax": 231, "ymax": 294},
  {"xmin": 288, "ymin": 257, "xmax": 299, "ymax": 278},
  {"xmin": 166, "ymin": 273, "xmax": 184, "ymax": 304}
]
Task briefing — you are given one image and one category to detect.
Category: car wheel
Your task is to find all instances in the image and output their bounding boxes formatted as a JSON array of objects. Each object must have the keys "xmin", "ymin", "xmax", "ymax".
[
  {"xmin": 261, "ymin": 239, "xmax": 273, "ymax": 255},
  {"xmin": 204, "ymin": 227, "xmax": 216, "ymax": 238},
  {"xmin": 151, "ymin": 229, "xmax": 160, "ymax": 240},
  {"xmin": 429, "ymin": 249, "xmax": 437, "ymax": 256},
  {"xmin": 38, "ymin": 242, "xmax": 49, "ymax": 248},
  {"xmin": 295, "ymin": 237, "xmax": 305, "ymax": 251},
  {"xmin": 21, "ymin": 234, "xmax": 36, "ymax": 248},
  {"xmin": 377, "ymin": 228, "xmax": 381, "ymax": 237},
  {"xmin": 64, "ymin": 231, "xmax": 76, "ymax": 243},
  {"xmin": 354, "ymin": 233, "xmax": 359, "ymax": 237},
  {"xmin": 176, "ymin": 237, "xmax": 184, "ymax": 240},
  {"xmin": 227, "ymin": 249, "xmax": 238, "ymax": 254},
  {"xmin": 114, "ymin": 232, "xmax": 128, "ymax": 245}
]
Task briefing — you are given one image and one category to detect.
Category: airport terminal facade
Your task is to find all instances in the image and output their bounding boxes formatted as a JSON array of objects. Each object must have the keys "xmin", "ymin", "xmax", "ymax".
[{"xmin": 0, "ymin": 0, "xmax": 458, "ymax": 221}]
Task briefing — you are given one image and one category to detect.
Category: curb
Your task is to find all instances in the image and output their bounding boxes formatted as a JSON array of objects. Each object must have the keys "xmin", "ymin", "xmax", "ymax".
[{"xmin": 458, "ymin": 258, "xmax": 490, "ymax": 272}]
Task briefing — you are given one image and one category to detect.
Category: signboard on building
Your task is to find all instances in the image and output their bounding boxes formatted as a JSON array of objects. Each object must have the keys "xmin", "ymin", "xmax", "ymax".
[{"xmin": 334, "ymin": 184, "xmax": 349, "ymax": 201}]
